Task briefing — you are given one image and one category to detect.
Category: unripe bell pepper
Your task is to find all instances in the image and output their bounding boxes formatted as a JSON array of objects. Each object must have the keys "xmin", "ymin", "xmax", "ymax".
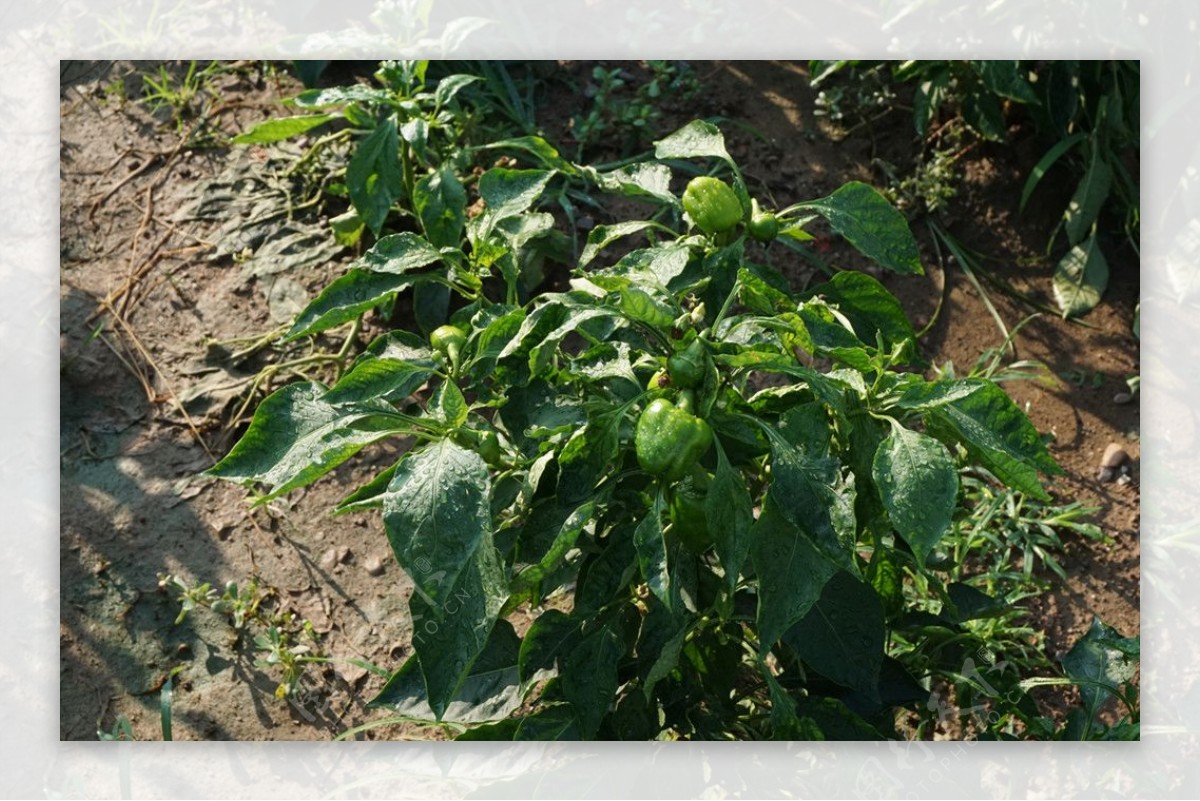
[
  {"xmin": 748, "ymin": 209, "xmax": 780, "ymax": 242},
  {"xmin": 429, "ymin": 324, "xmax": 467, "ymax": 367},
  {"xmin": 668, "ymin": 467, "xmax": 714, "ymax": 553},
  {"xmin": 682, "ymin": 176, "xmax": 743, "ymax": 236},
  {"xmin": 635, "ymin": 395, "xmax": 713, "ymax": 482},
  {"xmin": 667, "ymin": 338, "xmax": 707, "ymax": 389}
]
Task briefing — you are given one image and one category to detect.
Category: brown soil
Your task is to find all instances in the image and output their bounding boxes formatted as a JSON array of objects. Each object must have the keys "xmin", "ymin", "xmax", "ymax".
[{"xmin": 59, "ymin": 60, "xmax": 1138, "ymax": 741}]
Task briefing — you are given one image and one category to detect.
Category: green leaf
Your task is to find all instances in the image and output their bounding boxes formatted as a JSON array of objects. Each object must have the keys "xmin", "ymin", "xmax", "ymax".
[
  {"xmin": 638, "ymin": 600, "xmax": 689, "ymax": 700},
  {"xmin": 976, "ymin": 60, "xmax": 1039, "ymax": 104},
  {"xmin": 1061, "ymin": 618, "xmax": 1138, "ymax": 735},
  {"xmin": 475, "ymin": 136, "xmax": 572, "ymax": 171},
  {"xmin": 1019, "ymin": 132, "xmax": 1086, "ymax": 212},
  {"xmin": 431, "ymin": 380, "xmax": 469, "ymax": 428},
  {"xmin": 944, "ymin": 582, "xmax": 1006, "ymax": 623},
  {"xmin": 805, "ymin": 270, "xmax": 917, "ymax": 359},
  {"xmin": 433, "ymin": 73, "xmax": 480, "ymax": 108},
  {"xmin": 232, "ymin": 114, "xmax": 335, "ymax": 144},
  {"xmin": 579, "ymin": 221, "xmax": 660, "ymax": 268},
  {"xmin": 872, "ymin": 425, "xmax": 958, "ymax": 566},
  {"xmin": 920, "ymin": 380, "xmax": 1061, "ymax": 500},
  {"xmin": 291, "ymin": 85, "xmax": 390, "ymax": 108},
  {"xmin": 707, "ymin": 446, "xmax": 755, "ymax": 593},
  {"xmin": 356, "ymin": 232, "xmax": 445, "ymax": 274},
  {"xmin": 383, "ymin": 440, "xmax": 493, "ymax": 609},
  {"xmin": 347, "ymin": 117, "xmax": 403, "ymax": 237},
  {"xmin": 633, "ymin": 497, "xmax": 671, "ymax": 608},
  {"xmin": 783, "ymin": 571, "xmax": 885, "ymax": 701},
  {"xmin": 284, "ymin": 232, "xmax": 445, "ymax": 339},
  {"xmin": 408, "ymin": 539, "xmax": 507, "ymax": 719},
  {"xmin": 1064, "ymin": 153, "xmax": 1113, "ymax": 246},
  {"xmin": 479, "ymin": 168, "xmax": 554, "ymax": 221},
  {"xmin": 961, "ymin": 89, "xmax": 1006, "ymax": 142},
  {"xmin": 561, "ymin": 621, "xmax": 623, "ymax": 738},
  {"xmin": 751, "ymin": 497, "xmax": 838, "ymax": 653},
  {"xmin": 285, "ymin": 269, "xmax": 428, "ymax": 340},
  {"xmin": 510, "ymin": 502, "xmax": 594, "ymax": 601},
  {"xmin": 369, "ymin": 621, "xmax": 523, "ymax": 723},
  {"xmin": 323, "ymin": 331, "xmax": 437, "ymax": 404},
  {"xmin": 414, "ymin": 165, "xmax": 467, "ymax": 249},
  {"xmin": 619, "ymin": 287, "xmax": 675, "ymax": 329},
  {"xmin": 595, "ymin": 162, "xmax": 679, "ymax": 207},
  {"xmin": 764, "ymin": 423, "xmax": 856, "ymax": 570},
  {"xmin": 795, "ymin": 182, "xmax": 923, "ymax": 275},
  {"xmin": 206, "ymin": 382, "xmax": 407, "ymax": 501},
  {"xmin": 654, "ymin": 119, "xmax": 733, "ymax": 165},
  {"xmin": 912, "ymin": 69, "xmax": 950, "ymax": 137},
  {"xmin": 575, "ymin": 526, "xmax": 638, "ymax": 616},
  {"xmin": 518, "ymin": 609, "xmax": 579, "ymax": 685},
  {"xmin": 1053, "ymin": 234, "xmax": 1109, "ymax": 319}
]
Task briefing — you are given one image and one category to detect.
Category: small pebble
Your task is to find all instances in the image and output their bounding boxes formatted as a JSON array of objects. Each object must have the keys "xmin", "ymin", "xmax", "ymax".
[
  {"xmin": 1101, "ymin": 443, "xmax": 1129, "ymax": 468},
  {"xmin": 1097, "ymin": 443, "xmax": 1130, "ymax": 482},
  {"xmin": 364, "ymin": 556, "xmax": 385, "ymax": 577},
  {"xmin": 1113, "ymin": 392, "xmax": 1134, "ymax": 405},
  {"xmin": 319, "ymin": 547, "xmax": 339, "ymax": 570}
]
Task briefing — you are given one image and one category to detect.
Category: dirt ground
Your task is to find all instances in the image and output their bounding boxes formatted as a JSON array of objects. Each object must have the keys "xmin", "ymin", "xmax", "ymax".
[{"xmin": 59, "ymin": 60, "xmax": 1139, "ymax": 741}]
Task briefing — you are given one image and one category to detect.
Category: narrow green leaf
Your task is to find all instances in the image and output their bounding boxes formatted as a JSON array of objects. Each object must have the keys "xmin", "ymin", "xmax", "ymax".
[
  {"xmin": 752, "ymin": 497, "xmax": 838, "ymax": 653},
  {"xmin": 206, "ymin": 382, "xmax": 407, "ymax": 501},
  {"xmin": 324, "ymin": 330, "xmax": 436, "ymax": 404},
  {"xmin": 284, "ymin": 269, "xmax": 429, "ymax": 340},
  {"xmin": 633, "ymin": 496, "xmax": 670, "ymax": 608},
  {"xmin": 795, "ymin": 182, "xmax": 923, "ymax": 275},
  {"xmin": 1019, "ymin": 132, "xmax": 1086, "ymax": 212},
  {"xmin": 639, "ymin": 600, "xmax": 689, "ymax": 700},
  {"xmin": 434, "ymin": 74, "xmax": 480, "ymax": 108},
  {"xmin": 383, "ymin": 440, "xmax": 493, "ymax": 609},
  {"xmin": 1053, "ymin": 234, "xmax": 1110, "ymax": 318},
  {"xmin": 431, "ymin": 380, "xmax": 469, "ymax": 428},
  {"xmin": 1064, "ymin": 153, "xmax": 1113, "ymax": 246},
  {"xmin": 872, "ymin": 425, "xmax": 958, "ymax": 566},
  {"xmin": 347, "ymin": 118, "xmax": 403, "ymax": 236},
  {"xmin": 475, "ymin": 136, "xmax": 571, "ymax": 171},
  {"xmin": 782, "ymin": 571, "xmax": 884, "ymax": 701},
  {"xmin": 232, "ymin": 114, "xmax": 334, "ymax": 144},
  {"xmin": 707, "ymin": 445, "xmax": 755, "ymax": 592},
  {"xmin": 414, "ymin": 166, "xmax": 467, "ymax": 249},
  {"xmin": 408, "ymin": 540, "xmax": 507, "ymax": 719}
]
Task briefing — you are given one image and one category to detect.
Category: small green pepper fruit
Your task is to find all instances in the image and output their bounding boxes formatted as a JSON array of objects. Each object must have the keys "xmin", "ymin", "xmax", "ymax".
[
  {"xmin": 667, "ymin": 338, "xmax": 707, "ymax": 389},
  {"xmin": 748, "ymin": 208, "xmax": 780, "ymax": 242},
  {"xmin": 635, "ymin": 395, "xmax": 713, "ymax": 482},
  {"xmin": 429, "ymin": 324, "xmax": 467, "ymax": 366},
  {"xmin": 646, "ymin": 369, "xmax": 672, "ymax": 392},
  {"xmin": 681, "ymin": 176, "xmax": 743, "ymax": 236},
  {"xmin": 668, "ymin": 467, "xmax": 714, "ymax": 553},
  {"xmin": 455, "ymin": 427, "xmax": 504, "ymax": 467}
]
